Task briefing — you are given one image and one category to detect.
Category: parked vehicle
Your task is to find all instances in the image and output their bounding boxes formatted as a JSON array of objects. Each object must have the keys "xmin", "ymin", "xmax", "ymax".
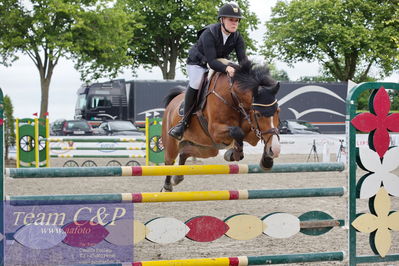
[
  {"xmin": 97, "ymin": 120, "xmax": 144, "ymax": 136},
  {"xmin": 51, "ymin": 119, "xmax": 94, "ymax": 136},
  {"xmin": 279, "ymin": 120, "xmax": 321, "ymax": 134},
  {"xmin": 74, "ymin": 79, "xmax": 188, "ymax": 128}
]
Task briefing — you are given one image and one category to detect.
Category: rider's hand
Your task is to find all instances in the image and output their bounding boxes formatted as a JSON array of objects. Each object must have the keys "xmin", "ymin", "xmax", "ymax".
[{"xmin": 226, "ymin": 66, "xmax": 235, "ymax": 77}]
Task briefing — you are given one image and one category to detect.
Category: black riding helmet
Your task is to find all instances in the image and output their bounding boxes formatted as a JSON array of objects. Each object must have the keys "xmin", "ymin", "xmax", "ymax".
[
  {"xmin": 218, "ymin": 3, "xmax": 243, "ymax": 34},
  {"xmin": 218, "ymin": 3, "xmax": 244, "ymax": 19}
]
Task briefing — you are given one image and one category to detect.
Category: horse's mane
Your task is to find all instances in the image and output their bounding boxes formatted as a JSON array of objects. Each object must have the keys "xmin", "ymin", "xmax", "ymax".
[{"xmin": 232, "ymin": 60, "xmax": 276, "ymax": 94}]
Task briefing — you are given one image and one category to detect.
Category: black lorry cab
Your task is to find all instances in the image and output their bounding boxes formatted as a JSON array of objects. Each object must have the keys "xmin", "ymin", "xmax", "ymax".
[{"xmin": 74, "ymin": 79, "xmax": 188, "ymax": 127}]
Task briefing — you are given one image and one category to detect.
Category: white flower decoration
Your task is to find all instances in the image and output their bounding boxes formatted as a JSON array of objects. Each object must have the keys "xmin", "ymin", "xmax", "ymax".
[{"xmin": 358, "ymin": 146, "xmax": 399, "ymax": 199}]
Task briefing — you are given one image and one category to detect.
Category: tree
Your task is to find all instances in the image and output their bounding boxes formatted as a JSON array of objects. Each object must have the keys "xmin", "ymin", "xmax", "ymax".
[
  {"xmin": 356, "ymin": 90, "xmax": 371, "ymax": 111},
  {"xmin": 388, "ymin": 90, "xmax": 399, "ymax": 111},
  {"xmin": 388, "ymin": 8, "xmax": 399, "ymax": 58},
  {"xmin": 0, "ymin": 0, "xmax": 138, "ymax": 118},
  {"xmin": 268, "ymin": 63, "xmax": 290, "ymax": 81},
  {"xmin": 297, "ymin": 76, "xmax": 338, "ymax": 83},
  {"xmin": 124, "ymin": 0, "xmax": 259, "ymax": 80},
  {"xmin": 3, "ymin": 94, "xmax": 16, "ymax": 161},
  {"xmin": 261, "ymin": 0, "xmax": 399, "ymax": 82},
  {"xmin": 357, "ymin": 88, "xmax": 398, "ymax": 112}
]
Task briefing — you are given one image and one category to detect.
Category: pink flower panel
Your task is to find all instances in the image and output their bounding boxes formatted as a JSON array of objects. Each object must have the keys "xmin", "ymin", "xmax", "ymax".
[
  {"xmin": 373, "ymin": 129, "xmax": 391, "ymax": 158},
  {"xmin": 351, "ymin": 87, "xmax": 399, "ymax": 158},
  {"xmin": 373, "ymin": 88, "xmax": 391, "ymax": 117},
  {"xmin": 387, "ymin": 113, "xmax": 399, "ymax": 131},
  {"xmin": 351, "ymin": 113, "xmax": 378, "ymax": 132}
]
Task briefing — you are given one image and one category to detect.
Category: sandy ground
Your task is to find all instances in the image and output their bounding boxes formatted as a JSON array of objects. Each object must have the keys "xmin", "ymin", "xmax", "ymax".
[{"xmin": 5, "ymin": 154, "xmax": 399, "ymax": 265}]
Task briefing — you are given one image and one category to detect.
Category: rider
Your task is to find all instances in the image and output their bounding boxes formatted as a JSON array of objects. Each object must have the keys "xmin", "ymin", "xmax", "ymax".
[{"xmin": 168, "ymin": 2, "xmax": 248, "ymax": 140}]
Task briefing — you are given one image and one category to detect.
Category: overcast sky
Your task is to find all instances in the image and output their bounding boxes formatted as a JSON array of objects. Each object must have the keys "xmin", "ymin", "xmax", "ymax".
[{"xmin": 1, "ymin": 0, "xmax": 398, "ymax": 120}]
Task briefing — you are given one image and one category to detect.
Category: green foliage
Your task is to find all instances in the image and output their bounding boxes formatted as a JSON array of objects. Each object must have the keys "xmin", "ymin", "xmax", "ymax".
[
  {"xmin": 0, "ymin": 0, "xmax": 137, "ymax": 116},
  {"xmin": 71, "ymin": 1, "xmax": 139, "ymax": 80},
  {"xmin": 388, "ymin": 90, "xmax": 399, "ymax": 111},
  {"xmin": 297, "ymin": 76, "xmax": 338, "ymax": 83},
  {"xmin": 357, "ymin": 90, "xmax": 371, "ymax": 111},
  {"xmin": 387, "ymin": 8, "xmax": 399, "ymax": 58},
  {"xmin": 268, "ymin": 63, "xmax": 289, "ymax": 81},
  {"xmin": 3, "ymin": 94, "xmax": 16, "ymax": 160},
  {"xmin": 123, "ymin": 0, "xmax": 259, "ymax": 79},
  {"xmin": 357, "ymin": 89, "xmax": 399, "ymax": 112},
  {"xmin": 262, "ymin": 0, "xmax": 399, "ymax": 82},
  {"xmin": 297, "ymin": 68, "xmax": 339, "ymax": 82},
  {"xmin": 0, "ymin": 0, "xmax": 135, "ymax": 78}
]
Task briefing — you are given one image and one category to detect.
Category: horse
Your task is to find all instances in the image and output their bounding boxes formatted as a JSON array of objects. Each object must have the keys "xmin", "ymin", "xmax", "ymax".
[{"xmin": 161, "ymin": 60, "xmax": 281, "ymax": 192}]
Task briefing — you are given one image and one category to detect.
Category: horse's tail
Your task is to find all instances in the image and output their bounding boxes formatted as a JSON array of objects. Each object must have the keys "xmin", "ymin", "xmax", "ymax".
[{"xmin": 164, "ymin": 86, "xmax": 185, "ymax": 107}]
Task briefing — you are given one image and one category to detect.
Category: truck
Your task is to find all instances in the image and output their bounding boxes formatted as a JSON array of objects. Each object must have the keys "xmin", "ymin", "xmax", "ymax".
[
  {"xmin": 74, "ymin": 79, "xmax": 188, "ymax": 127},
  {"xmin": 75, "ymin": 79, "xmax": 348, "ymax": 133}
]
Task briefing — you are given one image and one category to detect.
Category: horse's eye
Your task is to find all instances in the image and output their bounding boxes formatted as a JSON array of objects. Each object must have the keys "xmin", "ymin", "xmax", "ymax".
[{"xmin": 255, "ymin": 112, "xmax": 262, "ymax": 118}]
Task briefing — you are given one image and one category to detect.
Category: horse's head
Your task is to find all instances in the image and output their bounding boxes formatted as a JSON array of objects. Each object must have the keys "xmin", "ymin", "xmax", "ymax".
[
  {"xmin": 232, "ymin": 61, "xmax": 281, "ymax": 170},
  {"xmin": 252, "ymin": 83, "xmax": 281, "ymax": 169}
]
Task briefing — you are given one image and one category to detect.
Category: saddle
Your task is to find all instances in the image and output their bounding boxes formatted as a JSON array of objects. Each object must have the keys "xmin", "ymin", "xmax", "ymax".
[{"xmin": 178, "ymin": 58, "xmax": 232, "ymax": 116}]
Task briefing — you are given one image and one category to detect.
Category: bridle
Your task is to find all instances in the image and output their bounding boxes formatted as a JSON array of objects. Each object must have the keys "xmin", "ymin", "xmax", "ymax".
[
  {"xmin": 208, "ymin": 73, "xmax": 280, "ymax": 143},
  {"xmin": 252, "ymin": 101, "xmax": 280, "ymax": 144}
]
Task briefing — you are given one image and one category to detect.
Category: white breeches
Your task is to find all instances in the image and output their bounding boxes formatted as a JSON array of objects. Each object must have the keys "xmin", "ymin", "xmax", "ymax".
[{"xmin": 187, "ymin": 64, "xmax": 208, "ymax": 90}]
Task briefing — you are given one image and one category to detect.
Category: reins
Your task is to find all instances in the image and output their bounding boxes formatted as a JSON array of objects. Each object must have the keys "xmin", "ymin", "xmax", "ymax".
[{"xmin": 207, "ymin": 73, "xmax": 242, "ymax": 114}]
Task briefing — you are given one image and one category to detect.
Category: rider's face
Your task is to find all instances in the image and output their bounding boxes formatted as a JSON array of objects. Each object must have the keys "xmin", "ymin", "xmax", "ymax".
[{"xmin": 221, "ymin": 17, "xmax": 240, "ymax": 33}]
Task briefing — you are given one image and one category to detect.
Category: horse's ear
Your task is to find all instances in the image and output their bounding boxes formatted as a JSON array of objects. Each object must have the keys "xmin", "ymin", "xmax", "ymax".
[{"xmin": 270, "ymin": 82, "xmax": 280, "ymax": 95}]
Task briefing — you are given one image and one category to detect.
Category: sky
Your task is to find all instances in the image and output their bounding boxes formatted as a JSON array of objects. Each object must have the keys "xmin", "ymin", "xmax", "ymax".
[{"xmin": 0, "ymin": 0, "xmax": 398, "ymax": 121}]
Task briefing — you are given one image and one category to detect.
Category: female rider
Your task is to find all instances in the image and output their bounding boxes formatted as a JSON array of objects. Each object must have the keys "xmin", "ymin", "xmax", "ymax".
[{"xmin": 169, "ymin": 2, "xmax": 248, "ymax": 140}]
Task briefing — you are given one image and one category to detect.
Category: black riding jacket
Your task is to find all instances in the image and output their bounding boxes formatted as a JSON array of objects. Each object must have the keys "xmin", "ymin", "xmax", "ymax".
[{"xmin": 187, "ymin": 23, "xmax": 247, "ymax": 73}]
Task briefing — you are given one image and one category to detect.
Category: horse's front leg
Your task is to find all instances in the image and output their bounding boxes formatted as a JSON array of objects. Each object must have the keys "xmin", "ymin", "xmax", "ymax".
[
  {"xmin": 210, "ymin": 124, "xmax": 244, "ymax": 162},
  {"xmin": 224, "ymin": 126, "xmax": 244, "ymax": 161}
]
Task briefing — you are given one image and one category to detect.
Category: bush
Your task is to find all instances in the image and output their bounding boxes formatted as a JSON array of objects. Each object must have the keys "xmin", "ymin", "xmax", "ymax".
[{"xmin": 3, "ymin": 94, "xmax": 16, "ymax": 160}]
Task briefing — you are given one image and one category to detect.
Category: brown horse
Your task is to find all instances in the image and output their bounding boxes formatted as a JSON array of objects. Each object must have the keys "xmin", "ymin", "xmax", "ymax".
[{"xmin": 161, "ymin": 60, "xmax": 280, "ymax": 191}]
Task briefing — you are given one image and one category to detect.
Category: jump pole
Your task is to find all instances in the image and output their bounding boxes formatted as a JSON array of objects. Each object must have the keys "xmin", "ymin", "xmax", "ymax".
[
  {"xmin": 86, "ymin": 251, "xmax": 346, "ymax": 265},
  {"xmin": 7, "ymin": 187, "xmax": 345, "ymax": 206},
  {"xmin": 6, "ymin": 162, "xmax": 345, "ymax": 178},
  {"xmin": 46, "ymin": 137, "xmax": 146, "ymax": 143}
]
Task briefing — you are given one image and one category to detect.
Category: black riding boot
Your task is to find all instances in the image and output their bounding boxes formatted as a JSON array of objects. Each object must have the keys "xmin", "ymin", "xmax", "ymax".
[{"xmin": 169, "ymin": 87, "xmax": 198, "ymax": 140}]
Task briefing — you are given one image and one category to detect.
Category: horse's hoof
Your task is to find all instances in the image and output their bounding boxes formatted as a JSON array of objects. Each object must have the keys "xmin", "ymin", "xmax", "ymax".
[
  {"xmin": 224, "ymin": 149, "xmax": 234, "ymax": 161},
  {"xmin": 161, "ymin": 183, "xmax": 173, "ymax": 192},
  {"xmin": 260, "ymin": 156, "xmax": 274, "ymax": 170},
  {"xmin": 233, "ymin": 151, "xmax": 244, "ymax": 161},
  {"xmin": 224, "ymin": 148, "xmax": 244, "ymax": 161},
  {"xmin": 171, "ymin": 175, "xmax": 184, "ymax": 186}
]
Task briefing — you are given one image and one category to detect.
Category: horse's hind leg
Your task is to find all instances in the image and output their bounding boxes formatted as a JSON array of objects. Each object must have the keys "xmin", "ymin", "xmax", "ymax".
[{"xmin": 171, "ymin": 153, "xmax": 190, "ymax": 186}]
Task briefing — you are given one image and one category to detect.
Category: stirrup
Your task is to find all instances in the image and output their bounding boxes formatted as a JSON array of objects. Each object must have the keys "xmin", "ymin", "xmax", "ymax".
[{"xmin": 168, "ymin": 121, "xmax": 186, "ymax": 140}]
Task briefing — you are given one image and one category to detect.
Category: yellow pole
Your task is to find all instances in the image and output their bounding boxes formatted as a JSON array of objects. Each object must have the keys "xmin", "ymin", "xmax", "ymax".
[
  {"xmin": 137, "ymin": 257, "xmax": 233, "ymax": 266},
  {"xmin": 144, "ymin": 164, "xmax": 230, "ymax": 176},
  {"xmin": 121, "ymin": 164, "xmax": 235, "ymax": 176},
  {"xmin": 140, "ymin": 190, "xmax": 232, "ymax": 203},
  {"xmin": 34, "ymin": 117, "xmax": 39, "ymax": 168},
  {"xmin": 45, "ymin": 117, "xmax": 50, "ymax": 167},
  {"xmin": 145, "ymin": 116, "xmax": 149, "ymax": 166},
  {"xmin": 15, "ymin": 119, "xmax": 20, "ymax": 168}
]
